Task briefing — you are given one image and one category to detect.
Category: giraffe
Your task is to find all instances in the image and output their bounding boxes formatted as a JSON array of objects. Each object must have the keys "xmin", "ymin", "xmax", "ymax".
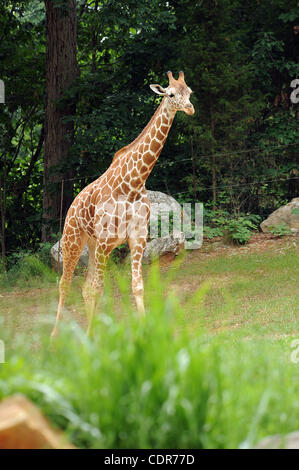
[{"xmin": 51, "ymin": 71, "xmax": 194, "ymax": 338}]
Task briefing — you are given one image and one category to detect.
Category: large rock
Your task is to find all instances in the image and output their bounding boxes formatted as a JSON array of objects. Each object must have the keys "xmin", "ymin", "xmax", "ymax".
[
  {"xmin": 260, "ymin": 198, "xmax": 299, "ymax": 233},
  {"xmin": 51, "ymin": 190, "xmax": 187, "ymax": 267},
  {"xmin": 254, "ymin": 431, "xmax": 299, "ymax": 449},
  {"xmin": 143, "ymin": 233, "xmax": 185, "ymax": 263},
  {"xmin": 147, "ymin": 190, "xmax": 183, "ymax": 220},
  {"xmin": 0, "ymin": 395, "xmax": 74, "ymax": 449},
  {"xmin": 145, "ymin": 190, "xmax": 187, "ymax": 262}
]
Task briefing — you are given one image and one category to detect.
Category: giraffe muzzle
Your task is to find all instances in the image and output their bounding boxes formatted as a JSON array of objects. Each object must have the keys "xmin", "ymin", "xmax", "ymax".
[{"xmin": 183, "ymin": 104, "xmax": 195, "ymax": 116}]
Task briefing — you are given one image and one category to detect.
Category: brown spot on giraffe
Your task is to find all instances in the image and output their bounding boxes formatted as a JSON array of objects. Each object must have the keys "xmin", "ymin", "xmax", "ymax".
[
  {"xmin": 143, "ymin": 153, "xmax": 155, "ymax": 166},
  {"xmin": 156, "ymin": 129, "xmax": 165, "ymax": 141},
  {"xmin": 151, "ymin": 139, "xmax": 162, "ymax": 154}
]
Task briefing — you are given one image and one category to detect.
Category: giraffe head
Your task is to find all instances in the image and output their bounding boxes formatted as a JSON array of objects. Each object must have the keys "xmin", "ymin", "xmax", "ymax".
[{"xmin": 150, "ymin": 71, "xmax": 194, "ymax": 116}]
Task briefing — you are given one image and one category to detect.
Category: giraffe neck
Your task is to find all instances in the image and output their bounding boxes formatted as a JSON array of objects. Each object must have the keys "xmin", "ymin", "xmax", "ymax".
[{"xmin": 116, "ymin": 98, "xmax": 176, "ymax": 196}]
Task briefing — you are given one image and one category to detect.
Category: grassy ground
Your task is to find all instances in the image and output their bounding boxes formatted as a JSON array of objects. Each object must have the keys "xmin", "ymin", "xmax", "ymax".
[
  {"xmin": 0, "ymin": 234, "xmax": 298, "ymax": 448},
  {"xmin": 175, "ymin": 237, "xmax": 299, "ymax": 339}
]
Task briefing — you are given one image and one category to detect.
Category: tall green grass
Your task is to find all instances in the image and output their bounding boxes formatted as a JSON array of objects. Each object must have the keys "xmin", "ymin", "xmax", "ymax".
[
  {"xmin": 0, "ymin": 262, "xmax": 298, "ymax": 449},
  {"xmin": 0, "ymin": 249, "xmax": 56, "ymax": 289}
]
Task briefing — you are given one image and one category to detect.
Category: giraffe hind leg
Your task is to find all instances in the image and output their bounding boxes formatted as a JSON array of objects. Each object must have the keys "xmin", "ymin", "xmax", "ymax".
[
  {"xmin": 51, "ymin": 231, "xmax": 86, "ymax": 339},
  {"xmin": 129, "ymin": 236, "xmax": 147, "ymax": 316},
  {"xmin": 85, "ymin": 243, "xmax": 112, "ymax": 337}
]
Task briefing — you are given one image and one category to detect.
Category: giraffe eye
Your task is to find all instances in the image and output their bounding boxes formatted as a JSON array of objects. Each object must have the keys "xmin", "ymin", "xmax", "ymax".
[{"xmin": 169, "ymin": 93, "xmax": 175, "ymax": 98}]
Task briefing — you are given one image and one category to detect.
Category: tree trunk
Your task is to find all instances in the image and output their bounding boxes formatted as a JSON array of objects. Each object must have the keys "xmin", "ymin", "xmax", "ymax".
[{"xmin": 42, "ymin": 0, "xmax": 79, "ymax": 242}]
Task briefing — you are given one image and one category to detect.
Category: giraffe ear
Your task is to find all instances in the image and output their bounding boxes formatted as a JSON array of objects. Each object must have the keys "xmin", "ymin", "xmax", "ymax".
[{"xmin": 150, "ymin": 84, "xmax": 167, "ymax": 95}]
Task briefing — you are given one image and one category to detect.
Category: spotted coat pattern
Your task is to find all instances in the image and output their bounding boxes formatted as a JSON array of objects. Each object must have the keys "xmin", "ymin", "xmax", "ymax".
[{"xmin": 51, "ymin": 71, "xmax": 194, "ymax": 338}]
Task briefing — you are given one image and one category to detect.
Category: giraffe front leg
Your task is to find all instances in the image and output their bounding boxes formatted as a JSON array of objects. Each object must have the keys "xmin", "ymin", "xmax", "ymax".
[
  {"xmin": 82, "ymin": 239, "xmax": 96, "ymax": 329},
  {"xmin": 51, "ymin": 236, "xmax": 86, "ymax": 340},
  {"xmin": 51, "ymin": 276, "xmax": 71, "ymax": 340},
  {"xmin": 86, "ymin": 244, "xmax": 110, "ymax": 337},
  {"xmin": 129, "ymin": 237, "xmax": 147, "ymax": 316}
]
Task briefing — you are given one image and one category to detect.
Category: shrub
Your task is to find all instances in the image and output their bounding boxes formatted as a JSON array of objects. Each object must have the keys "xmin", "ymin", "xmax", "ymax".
[
  {"xmin": 1, "ymin": 251, "xmax": 56, "ymax": 287},
  {"xmin": 268, "ymin": 223, "xmax": 293, "ymax": 238},
  {"xmin": 204, "ymin": 209, "xmax": 261, "ymax": 245},
  {"xmin": 203, "ymin": 226, "xmax": 224, "ymax": 239},
  {"xmin": 223, "ymin": 216, "xmax": 259, "ymax": 245},
  {"xmin": 36, "ymin": 242, "xmax": 53, "ymax": 267}
]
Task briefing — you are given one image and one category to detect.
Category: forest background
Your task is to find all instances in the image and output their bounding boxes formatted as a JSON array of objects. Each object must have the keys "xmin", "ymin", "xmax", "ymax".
[{"xmin": 0, "ymin": 0, "xmax": 298, "ymax": 268}]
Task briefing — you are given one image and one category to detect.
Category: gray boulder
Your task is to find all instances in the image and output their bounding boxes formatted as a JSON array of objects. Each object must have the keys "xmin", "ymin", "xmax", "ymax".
[
  {"xmin": 260, "ymin": 197, "xmax": 299, "ymax": 233},
  {"xmin": 143, "ymin": 233, "xmax": 185, "ymax": 264},
  {"xmin": 147, "ymin": 190, "xmax": 182, "ymax": 218},
  {"xmin": 147, "ymin": 190, "xmax": 191, "ymax": 234},
  {"xmin": 145, "ymin": 190, "xmax": 187, "ymax": 262},
  {"xmin": 50, "ymin": 190, "xmax": 186, "ymax": 268}
]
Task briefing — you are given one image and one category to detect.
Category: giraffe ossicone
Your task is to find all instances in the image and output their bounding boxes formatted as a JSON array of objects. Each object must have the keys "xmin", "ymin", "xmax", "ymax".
[{"xmin": 51, "ymin": 71, "xmax": 194, "ymax": 339}]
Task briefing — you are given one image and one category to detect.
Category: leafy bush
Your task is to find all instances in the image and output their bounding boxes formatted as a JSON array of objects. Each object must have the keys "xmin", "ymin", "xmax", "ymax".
[
  {"xmin": 204, "ymin": 207, "xmax": 230, "ymax": 228},
  {"xmin": 1, "ymin": 250, "xmax": 56, "ymax": 287},
  {"xmin": 14, "ymin": 255, "xmax": 55, "ymax": 281},
  {"xmin": 36, "ymin": 242, "xmax": 54, "ymax": 267},
  {"xmin": 223, "ymin": 215, "xmax": 260, "ymax": 245},
  {"xmin": 204, "ymin": 209, "xmax": 261, "ymax": 245},
  {"xmin": 268, "ymin": 223, "xmax": 292, "ymax": 238},
  {"xmin": 203, "ymin": 226, "xmax": 224, "ymax": 239}
]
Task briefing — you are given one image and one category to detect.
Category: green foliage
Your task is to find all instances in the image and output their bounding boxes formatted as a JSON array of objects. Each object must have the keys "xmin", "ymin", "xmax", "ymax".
[
  {"xmin": 4, "ymin": 253, "xmax": 55, "ymax": 286},
  {"xmin": 252, "ymin": 32, "xmax": 287, "ymax": 94},
  {"xmin": 268, "ymin": 223, "xmax": 293, "ymax": 237},
  {"xmin": 0, "ymin": 264, "xmax": 298, "ymax": 448},
  {"xmin": 1, "ymin": 2, "xmax": 299, "ymax": 449},
  {"xmin": 223, "ymin": 216, "xmax": 260, "ymax": 245},
  {"xmin": 1, "ymin": 0, "xmax": 298, "ymax": 254},
  {"xmin": 203, "ymin": 226, "xmax": 223, "ymax": 239},
  {"xmin": 204, "ymin": 207, "xmax": 230, "ymax": 228},
  {"xmin": 110, "ymin": 243, "xmax": 130, "ymax": 264},
  {"xmin": 36, "ymin": 242, "xmax": 53, "ymax": 267},
  {"xmin": 204, "ymin": 208, "xmax": 261, "ymax": 245},
  {"xmin": 15, "ymin": 255, "xmax": 52, "ymax": 280},
  {"xmin": 279, "ymin": 6, "xmax": 299, "ymax": 23},
  {"xmin": 0, "ymin": 245, "xmax": 55, "ymax": 287}
]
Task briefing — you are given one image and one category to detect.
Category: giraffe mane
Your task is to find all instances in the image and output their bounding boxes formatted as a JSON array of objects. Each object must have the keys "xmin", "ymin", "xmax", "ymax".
[{"xmin": 112, "ymin": 98, "xmax": 166, "ymax": 163}]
